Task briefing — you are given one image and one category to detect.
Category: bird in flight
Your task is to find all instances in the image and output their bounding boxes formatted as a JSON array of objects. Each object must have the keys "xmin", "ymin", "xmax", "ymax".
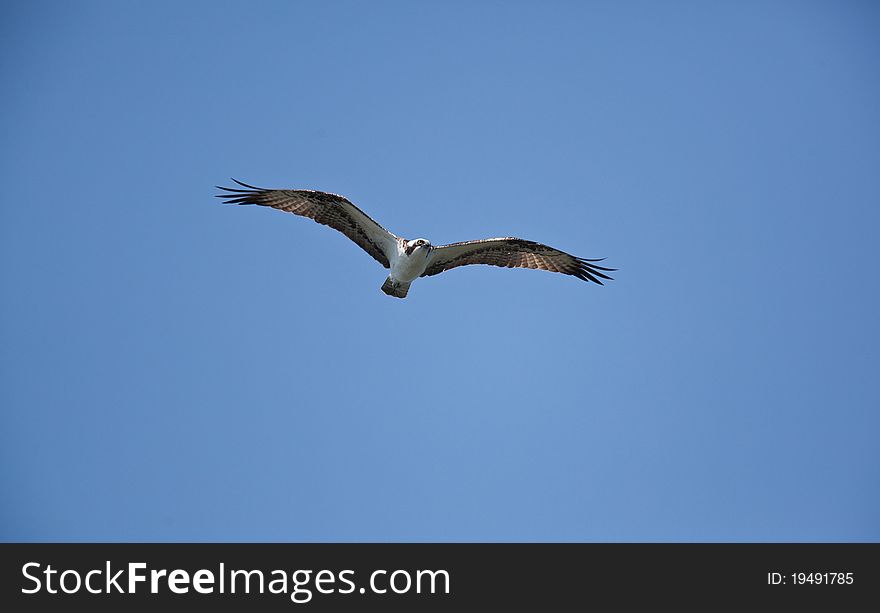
[{"xmin": 216, "ymin": 179, "xmax": 615, "ymax": 298}]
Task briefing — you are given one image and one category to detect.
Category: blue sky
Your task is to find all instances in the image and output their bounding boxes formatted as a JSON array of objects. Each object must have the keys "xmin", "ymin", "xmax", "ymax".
[{"xmin": 1, "ymin": 0, "xmax": 878, "ymax": 542}]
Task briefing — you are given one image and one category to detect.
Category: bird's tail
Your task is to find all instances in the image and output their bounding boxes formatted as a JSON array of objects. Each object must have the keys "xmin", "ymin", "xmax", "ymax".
[{"xmin": 381, "ymin": 277, "xmax": 410, "ymax": 299}]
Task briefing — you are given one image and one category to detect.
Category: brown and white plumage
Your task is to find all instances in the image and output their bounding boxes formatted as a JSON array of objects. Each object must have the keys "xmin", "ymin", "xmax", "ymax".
[
  {"xmin": 422, "ymin": 237, "xmax": 614, "ymax": 285},
  {"xmin": 216, "ymin": 179, "xmax": 397, "ymax": 267},
  {"xmin": 216, "ymin": 179, "xmax": 615, "ymax": 298}
]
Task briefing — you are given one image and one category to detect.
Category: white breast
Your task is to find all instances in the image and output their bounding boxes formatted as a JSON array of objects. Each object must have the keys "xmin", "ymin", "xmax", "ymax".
[{"xmin": 390, "ymin": 244, "xmax": 430, "ymax": 282}]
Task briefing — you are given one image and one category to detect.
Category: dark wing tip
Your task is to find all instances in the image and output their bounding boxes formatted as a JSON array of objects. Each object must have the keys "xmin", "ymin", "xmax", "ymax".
[
  {"xmin": 231, "ymin": 178, "xmax": 266, "ymax": 190},
  {"xmin": 577, "ymin": 259, "xmax": 617, "ymax": 273},
  {"xmin": 573, "ymin": 257, "xmax": 616, "ymax": 284},
  {"xmin": 216, "ymin": 178, "xmax": 267, "ymax": 205},
  {"xmin": 214, "ymin": 179, "xmax": 261, "ymax": 204}
]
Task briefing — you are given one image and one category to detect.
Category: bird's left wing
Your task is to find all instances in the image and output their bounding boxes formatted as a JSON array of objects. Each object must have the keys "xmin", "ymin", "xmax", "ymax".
[
  {"xmin": 216, "ymin": 179, "xmax": 398, "ymax": 268},
  {"xmin": 422, "ymin": 237, "xmax": 615, "ymax": 284}
]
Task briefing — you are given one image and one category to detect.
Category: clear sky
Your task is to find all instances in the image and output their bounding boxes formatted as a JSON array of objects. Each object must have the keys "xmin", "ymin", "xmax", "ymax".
[{"xmin": 1, "ymin": 0, "xmax": 878, "ymax": 542}]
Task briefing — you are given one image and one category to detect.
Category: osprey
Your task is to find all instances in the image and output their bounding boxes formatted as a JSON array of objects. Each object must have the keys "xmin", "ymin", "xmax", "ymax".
[{"xmin": 216, "ymin": 179, "xmax": 615, "ymax": 298}]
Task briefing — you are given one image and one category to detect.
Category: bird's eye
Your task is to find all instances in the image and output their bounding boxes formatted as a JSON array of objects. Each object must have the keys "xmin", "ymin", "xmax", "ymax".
[{"xmin": 418, "ymin": 240, "xmax": 424, "ymax": 246}]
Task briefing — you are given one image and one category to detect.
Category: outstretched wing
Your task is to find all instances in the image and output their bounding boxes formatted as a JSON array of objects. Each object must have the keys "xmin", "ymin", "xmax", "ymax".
[
  {"xmin": 216, "ymin": 179, "xmax": 398, "ymax": 268},
  {"xmin": 422, "ymin": 237, "xmax": 615, "ymax": 285}
]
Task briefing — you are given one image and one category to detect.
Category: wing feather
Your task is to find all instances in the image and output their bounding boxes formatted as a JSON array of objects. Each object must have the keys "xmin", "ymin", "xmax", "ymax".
[
  {"xmin": 422, "ymin": 237, "xmax": 615, "ymax": 285},
  {"xmin": 216, "ymin": 179, "xmax": 397, "ymax": 268}
]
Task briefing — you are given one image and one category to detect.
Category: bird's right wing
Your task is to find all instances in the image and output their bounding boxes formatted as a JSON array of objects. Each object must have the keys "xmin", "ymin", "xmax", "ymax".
[{"xmin": 216, "ymin": 179, "xmax": 398, "ymax": 268}]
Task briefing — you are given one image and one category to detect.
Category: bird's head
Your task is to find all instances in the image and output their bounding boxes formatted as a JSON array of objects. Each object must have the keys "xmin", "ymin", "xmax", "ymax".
[{"xmin": 405, "ymin": 238, "xmax": 433, "ymax": 257}]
